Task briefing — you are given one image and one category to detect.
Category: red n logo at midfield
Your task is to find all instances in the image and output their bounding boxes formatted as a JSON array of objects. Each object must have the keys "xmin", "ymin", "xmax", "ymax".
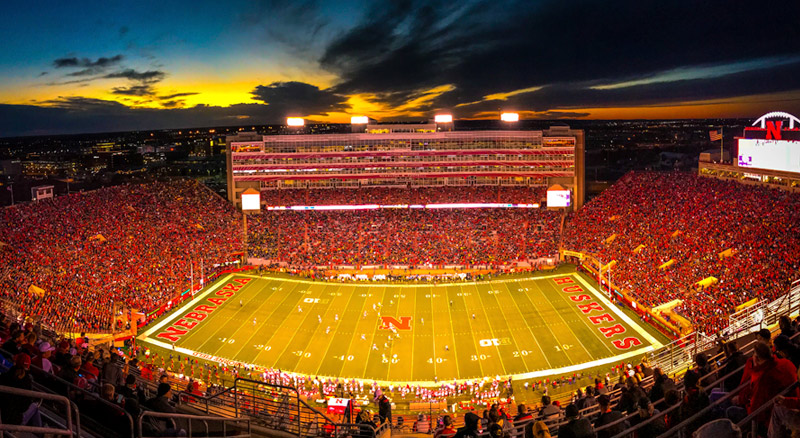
[{"xmin": 379, "ymin": 316, "xmax": 412, "ymax": 331}]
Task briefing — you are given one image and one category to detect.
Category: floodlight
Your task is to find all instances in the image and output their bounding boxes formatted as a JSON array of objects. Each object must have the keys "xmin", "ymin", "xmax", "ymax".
[
  {"xmin": 434, "ymin": 114, "xmax": 453, "ymax": 123},
  {"xmin": 286, "ymin": 117, "xmax": 305, "ymax": 127},
  {"xmin": 241, "ymin": 188, "xmax": 261, "ymax": 211},
  {"xmin": 501, "ymin": 112, "xmax": 519, "ymax": 122},
  {"xmin": 350, "ymin": 116, "xmax": 369, "ymax": 124}
]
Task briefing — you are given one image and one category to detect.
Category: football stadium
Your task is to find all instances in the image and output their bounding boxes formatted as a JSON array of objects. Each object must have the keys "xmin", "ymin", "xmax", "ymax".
[{"xmin": 2, "ymin": 112, "xmax": 800, "ymax": 438}]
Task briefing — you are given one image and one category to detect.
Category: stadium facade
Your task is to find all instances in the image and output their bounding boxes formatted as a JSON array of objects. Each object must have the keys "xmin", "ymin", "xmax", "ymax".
[
  {"xmin": 225, "ymin": 120, "xmax": 585, "ymax": 208},
  {"xmin": 699, "ymin": 111, "xmax": 800, "ymax": 192}
]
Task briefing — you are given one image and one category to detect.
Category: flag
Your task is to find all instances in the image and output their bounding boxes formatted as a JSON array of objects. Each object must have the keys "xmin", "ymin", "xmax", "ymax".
[
  {"xmin": 709, "ymin": 130, "xmax": 722, "ymax": 141},
  {"xmin": 28, "ymin": 285, "xmax": 46, "ymax": 298},
  {"xmin": 6, "ymin": 186, "xmax": 10, "ymax": 192}
]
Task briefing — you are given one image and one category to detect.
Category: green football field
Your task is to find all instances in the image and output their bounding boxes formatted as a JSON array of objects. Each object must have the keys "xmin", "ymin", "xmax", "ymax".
[{"xmin": 139, "ymin": 269, "xmax": 662, "ymax": 385}]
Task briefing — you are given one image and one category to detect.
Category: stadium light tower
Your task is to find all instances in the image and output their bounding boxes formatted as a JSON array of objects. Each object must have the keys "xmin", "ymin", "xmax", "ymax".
[
  {"xmin": 501, "ymin": 112, "xmax": 520, "ymax": 122},
  {"xmin": 434, "ymin": 114, "xmax": 454, "ymax": 131},
  {"xmin": 241, "ymin": 188, "xmax": 261, "ymax": 263},
  {"xmin": 286, "ymin": 117, "xmax": 305, "ymax": 127},
  {"xmin": 350, "ymin": 115, "xmax": 370, "ymax": 133}
]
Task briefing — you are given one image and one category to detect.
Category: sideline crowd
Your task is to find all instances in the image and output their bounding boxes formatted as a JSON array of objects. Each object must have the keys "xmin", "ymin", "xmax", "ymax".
[
  {"xmin": 565, "ymin": 171, "xmax": 800, "ymax": 335},
  {"xmin": 0, "ymin": 180, "xmax": 243, "ymax": 332}
]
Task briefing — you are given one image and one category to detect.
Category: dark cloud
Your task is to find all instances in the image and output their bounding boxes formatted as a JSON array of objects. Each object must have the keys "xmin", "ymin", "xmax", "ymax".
[
  {"xmin": 250, "ymin": 81, "xmax": 349, "ymax": 115},
  {"xmin": 321, "ymin": 0, "xmax": 800, "ymax": 114},
  {"xmin": 53, "ymin": 54, "xmax": 123, "ymax": 69},
  {"xmin": 111, "ymin": 85, "xmax": 155, "ymax": 96},
  {"xmin": 104, "ymin": 69, "xmax": 165, "ymax": 83},
  {"xmin": 0, "ymin": 81, "xmax": 349, "ymax": 137},
  {"xmin": 159, "ymin": 92, "xmax": 199, "ymax": 100},
  {"xmin": 453, "ymin": 59, "xmax": 800, "ymax": 116}
]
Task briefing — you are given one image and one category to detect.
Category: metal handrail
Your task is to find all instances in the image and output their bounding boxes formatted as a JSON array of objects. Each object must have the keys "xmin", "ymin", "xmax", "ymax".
[
  {"xmin": 0, "ymin": 384, "xmax": 76, "ymax": 436},
  {"xmin": 736, "ymin": 381, "xmax": 799, "ymax": 437},
  {"xmin": 138, "ymin": 410, "xmax": 251, "ymax": 438},
  {"xmin": 610, "ymin": 402, "xmax": 680, "ymax": 438},
  {"xmin": 0, "ymin": 347, "xmax": 134, "ymax": 437},
  {"xmin": 654, "ymin": 380, "xmax": 751, "ymax": 438}
]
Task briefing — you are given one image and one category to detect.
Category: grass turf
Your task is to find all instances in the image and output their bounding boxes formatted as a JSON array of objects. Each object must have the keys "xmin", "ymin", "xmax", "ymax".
[{"xmin": 139, "ymin": 268, "xmax": 662, "ymax": 385}]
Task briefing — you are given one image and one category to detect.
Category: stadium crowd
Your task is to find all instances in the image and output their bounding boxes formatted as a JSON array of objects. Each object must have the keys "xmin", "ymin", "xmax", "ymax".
[
  {"xmin": 0, "ymin": 180, "xmax": 243, "ymax": 332},
  {"xmin": 247, "ymin": 208, "xmax": 560, "ymax": 266},
  {"xmin": 565, "ymin": 171, "xmax": 800, "ymax": 335},
  {"xmin": 259, "ymin": 186, "xmax": 547, "ymax": 206}
]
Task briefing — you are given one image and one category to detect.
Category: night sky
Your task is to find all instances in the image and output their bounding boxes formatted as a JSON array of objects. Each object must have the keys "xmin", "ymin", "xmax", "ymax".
[{"xmin": 1, "ymin": 0, "xmax": 799, "ymax": 136}]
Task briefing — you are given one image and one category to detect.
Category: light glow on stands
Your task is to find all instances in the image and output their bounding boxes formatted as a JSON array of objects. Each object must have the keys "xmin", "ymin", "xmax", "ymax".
[
  {"xmin": 350, "ymin": 115, "xmax": 369, "ymax": 124},
  {"xmin": 501, "ymin": 112, "xmax": 520, "ymax": 122},
  {"xmin": 434, "ymin": 114, "xmax": 453, "ymax": 123},
  {"xmin": 547, "ymin": 190, "xmax": 571, "ymax": 207},
  {"xmin": 266, "ymin": 203, "xmax": 540, "ymax": 211},
  {"xmin": 286, "ymin": 117, "xmax": 305, "ymax": 127},
  {"xmin": 737, "ymin": 138, "xmax": 800, "ymax": 174}
]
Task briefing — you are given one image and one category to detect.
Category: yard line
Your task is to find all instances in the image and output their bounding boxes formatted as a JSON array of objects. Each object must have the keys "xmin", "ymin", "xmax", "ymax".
[
  {"xmin": 498, "ymin": 281, "xmax": 552, "ymax": 369},
  {"xmin": 217, "ymin": 278, "xmax": 297, "ymax": 363},
  {"xmin": 508, "ymin": 279, "xmax": 573, "ymax": 367},
  {"xmin": 412, "ymin": 286, "xmax": 436, "ymax": 381},
  {"xmin": 313, "ymin": 284, "xmax": 368, "ymax": 378},
  {"xmin": 183, "ymin": 277, "xmax": 274, "ymax": 355},
  {"xmin": 271, "ymin": 281, "xmax": 341, "ymax": 371},
  {"xmin": 462, "ymin": 282, "xmax": 505, "ymax": 377},
  {"xmin": 472, "ymin": 281, "xmax": 528, "ymax": 376},
  {"xmin": 450, "ymin": 283, "xmax": 484, "ymax": 379},
  {"xmin": 294, "ymin": 282, "xmax": 348, "ymax": 376},
  {"xmin": 238, "ymin": 279, "xmax": 307, "ymax": 367},
  {"xmin": 528, "ymin": 277, "xmax": 594, "ymax": 363},
  {"xmin": 336, "ymin": 284, "xmax": 377, "ymax": 379},
  {"xmin": 386, "ymin": 285, "xmax": 416, "ymax": 382}
]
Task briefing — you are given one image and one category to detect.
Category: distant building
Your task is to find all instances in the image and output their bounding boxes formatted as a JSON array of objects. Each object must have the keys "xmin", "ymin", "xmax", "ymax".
[
  {"xmin": 226, "ymin": 120, "xmax": 585, "ymax": 209},
  {"xmin": 31, "ymin": 185, "xmax": 54, "ymax": 201},
  {"xmin": 0, "ymin": 160, "xmax": 22, "ymax": 176}
]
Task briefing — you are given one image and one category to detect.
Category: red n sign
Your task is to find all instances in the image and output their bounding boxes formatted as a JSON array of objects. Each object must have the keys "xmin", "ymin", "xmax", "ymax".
[
  {"xmin": 766, "ymin": 121, "xmax": 782, "ymax": 140},
  {"xmin": 379, "ymin": 316, "xmax": 412, "ymax": 331}
]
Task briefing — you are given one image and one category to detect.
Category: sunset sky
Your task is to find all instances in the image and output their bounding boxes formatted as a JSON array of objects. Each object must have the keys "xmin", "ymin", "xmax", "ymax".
[{"xmin": 1, "ymin": 0, "xmax": 799, "ymax": 136}]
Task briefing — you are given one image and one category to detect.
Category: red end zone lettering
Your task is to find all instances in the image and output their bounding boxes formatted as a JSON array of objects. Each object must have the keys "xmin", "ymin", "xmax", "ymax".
[
  {"xmin": 154, "ymin": 277, "xmax": 248, "ymax": 344},
  {"xmin": 588, "ymin": 313, "xmax": 615, "ymax": 325},
  {"xmin": 186, "ymin": 312, "xmax": 207, "ymax": 321},
  {"xmin": 174, "ymin": 319, "xmax": 198, "ymax": 330},
  {"xmin": 612, "ymin": 337, "xmax": 643, "ymax": 350},
  {"xmin": 379, "ymin": 316, "xmax": 412, "ymax": 330},
  {"xmin": 156, "ymin": 326, "xmax": 187, "ymax": 342},
  {"xmin": 599, "ymin": 323, "xmax": 626, "ymax": 338},
  {"xmin": 195, "ymin": 305, "xmax": 217, "ymax": 313},
  {"xmin": 577, "ymin": 302, "xmax": 603, "ymax": 314},
  {"xmin": 562, "ymin": 285, "xmax": 584, "ymax": 293},
  {"xmin": 569, "ymin": 294, "xmax": 591, "ymax": 302},
  {"xmin": 554, "ymin": 277, "xmax": 574, "ymax": 285}
]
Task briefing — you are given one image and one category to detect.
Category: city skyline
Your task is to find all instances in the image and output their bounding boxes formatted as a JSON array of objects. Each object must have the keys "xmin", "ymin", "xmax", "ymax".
[{"xmin": 1, "ymin": 0, "xmax": 799, "ymax": 137}]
